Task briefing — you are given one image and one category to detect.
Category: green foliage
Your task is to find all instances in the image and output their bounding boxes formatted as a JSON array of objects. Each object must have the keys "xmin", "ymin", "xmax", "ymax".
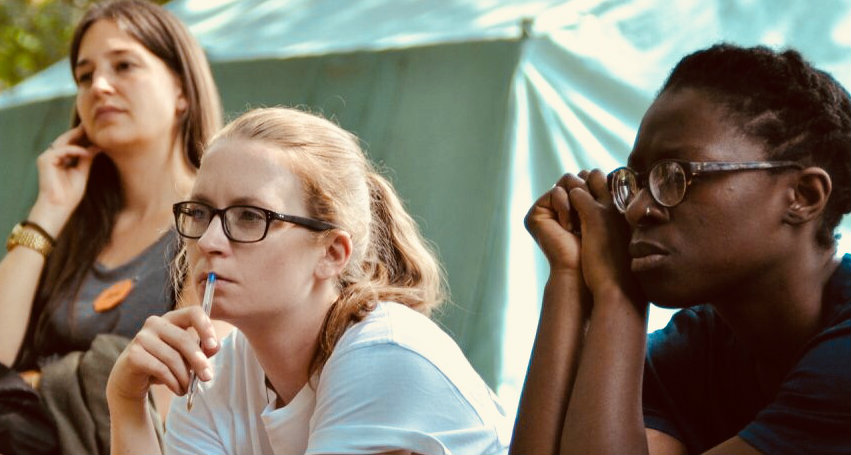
[{"xmin": 0, "ymin": 0, "xmax": 168, "ymax": 92}]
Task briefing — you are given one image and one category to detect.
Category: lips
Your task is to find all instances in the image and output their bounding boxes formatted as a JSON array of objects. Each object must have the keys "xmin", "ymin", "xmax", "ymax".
[
  {"xmin": 94, "ymin": 105, "xmax": 123, "ymax": 120},
  {"xmin": 628, "ymin": 240, "xmax": 670, "ymax": 272},
  {"xmin": 196, "ymin": 272, "xmax": 230, "ymax": 285}
]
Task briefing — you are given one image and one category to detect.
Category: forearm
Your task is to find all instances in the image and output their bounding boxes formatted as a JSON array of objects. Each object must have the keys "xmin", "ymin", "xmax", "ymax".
[
  {"xmin": 0, "ymin": 247, "xmax": 46, "ymax": 365},
  {"xmin": 109, "ymin": 394, "xmax": 163, "ymax": 455},
  {"xmin": 0, "ymin": 204, "xmax": 73, "ymax": 366},
  {"xmin": 560, "ymin": 286, "xmax": 648, "ymax": 454},
  {"xmin": 510, "ymin": 272, "xmax": 589, "ymax": 455}
]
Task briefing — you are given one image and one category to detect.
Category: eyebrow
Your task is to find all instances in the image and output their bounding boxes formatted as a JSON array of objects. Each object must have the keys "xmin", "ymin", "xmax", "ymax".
[
  {"xmin": 627, "ymin": 144, "xmax": 704, "ymax": 170},
  {"xmin": 187, "ymin": 194, "xmax": 280, "ymax": 209},
  {"xmin": 75, "ymin": 49, "xmax": 138, "ymax": 69}
]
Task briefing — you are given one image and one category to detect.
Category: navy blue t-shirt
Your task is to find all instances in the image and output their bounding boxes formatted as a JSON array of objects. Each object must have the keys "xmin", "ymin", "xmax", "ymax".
[{"xmin": 643, "ymin": 254, "xmax": 851, "ymax": 454}]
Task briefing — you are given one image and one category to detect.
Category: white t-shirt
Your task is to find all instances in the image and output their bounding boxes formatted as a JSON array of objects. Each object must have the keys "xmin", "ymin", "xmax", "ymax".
[{"xmin": 164, "ymin": 301, "xmax": 511, "ymax": 455}]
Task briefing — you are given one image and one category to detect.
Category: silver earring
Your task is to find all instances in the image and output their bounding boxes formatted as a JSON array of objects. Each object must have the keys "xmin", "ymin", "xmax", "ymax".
[{"xmin": 645, "ymin": 207, "xmax": 651, "ymax": 217}]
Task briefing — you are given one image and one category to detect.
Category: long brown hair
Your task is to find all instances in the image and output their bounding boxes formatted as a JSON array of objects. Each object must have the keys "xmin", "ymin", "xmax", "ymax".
[
  {"xmin": 204, "ymin": 107, "xmax": 447, "ymax": 377},
  {"xmin": 17, "ymin": 0, "xmax": 222, "ymax": 368}
]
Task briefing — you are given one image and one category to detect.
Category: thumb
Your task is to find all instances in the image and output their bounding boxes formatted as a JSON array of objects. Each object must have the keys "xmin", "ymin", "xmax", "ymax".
[{"xmin": 567, "ymin": 187, "xmax": 599, "ymax": 232}]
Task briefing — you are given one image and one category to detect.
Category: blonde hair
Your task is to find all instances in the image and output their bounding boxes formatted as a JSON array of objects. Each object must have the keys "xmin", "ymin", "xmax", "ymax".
[{"xmin": 204, "ymin": 107, "xmax": 447, "ymax": 374}]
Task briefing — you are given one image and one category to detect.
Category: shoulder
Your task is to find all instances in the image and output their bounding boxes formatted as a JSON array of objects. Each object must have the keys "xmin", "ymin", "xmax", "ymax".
[
  {"xmin": 309, "ymin": 302, "xmax": 511, "ymax": 453},
  {"xmin": 327, "ymin": 302, "xmax": 490, "ymax": 403},
  {"xmin": 646, "ymin": 305, "xmax": 729, "ymax": 359},
  {"xmin": 822, "ymin": 253, "xmax": 851, "ymax": 326},
  {"xmin": 333, "ymin": 302, "xmax": 459, "ymax": 357},
  {"xmin": 737, "ymin": 258, "xmax": 851, "ymax": 454},
  {"xmin": 331, "ymin": 302, "xmax": 491, "ymax": 396},
  {"xmin": 785, "ymin": 253, "xmax": 851, "ymax": 393},
  {"xmin": 785, "ymin": 310, "xmax": 850, "ymax": 393},
  {"xmin": 739, "ymin": 318, "xmax": 850, "ymax": 453}
]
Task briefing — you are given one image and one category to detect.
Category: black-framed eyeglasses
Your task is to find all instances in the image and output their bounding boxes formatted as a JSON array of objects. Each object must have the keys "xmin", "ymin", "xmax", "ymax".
[
  {"xmin": 172, "ymin": 201, "xmax": 336, "ymax": 243},
  {"xmin": 607, "ymin": 159, "xmax": 802, "ymax": 213}
]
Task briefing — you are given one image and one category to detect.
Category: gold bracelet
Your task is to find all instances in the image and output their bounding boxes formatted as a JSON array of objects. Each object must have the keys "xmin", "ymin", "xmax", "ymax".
[{"xmin": 6, "ymin": 221, "xmax": 56, "ymax": 258}]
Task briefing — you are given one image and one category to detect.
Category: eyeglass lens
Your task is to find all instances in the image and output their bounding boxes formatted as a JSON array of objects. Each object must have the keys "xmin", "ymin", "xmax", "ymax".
[
  {"xmin": 611, "ymin": 170, "xmax": 638, "ymax": 212},
  {"xmin": 610, "ymin": 161, "xmax": 688, "ymax": 212},
  {"xmin": 175, "ymin": 203, "xmax": 268, "ymax": 242},
  {"xmin": 650, "ymin": 161, "xmax": 687, "ymax": 207}
]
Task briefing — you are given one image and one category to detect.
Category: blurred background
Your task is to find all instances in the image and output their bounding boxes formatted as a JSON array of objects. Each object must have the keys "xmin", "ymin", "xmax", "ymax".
[{"xmin": 2, "ymin": 0, "xmax": 850, "ymax": 420}]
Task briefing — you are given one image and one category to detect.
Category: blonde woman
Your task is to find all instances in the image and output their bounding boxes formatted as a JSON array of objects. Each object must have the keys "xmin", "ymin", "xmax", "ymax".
[{"xmin": 107, "ymin": 107, "xmax": 511, "ymax": 454}]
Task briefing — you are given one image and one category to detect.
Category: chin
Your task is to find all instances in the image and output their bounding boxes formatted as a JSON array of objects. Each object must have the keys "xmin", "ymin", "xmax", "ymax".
[{"xmin": 639, "ymin": 276, "xmax": 705, "ymax": 309}]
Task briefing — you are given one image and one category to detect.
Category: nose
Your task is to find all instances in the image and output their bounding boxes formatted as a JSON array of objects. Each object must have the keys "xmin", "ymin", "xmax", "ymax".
[
  {"xmin": 90, "ymin": 68, "xmax": 115, "ymax": 94},
  {"xmin": 196, "ymin": 214, "xmax": 230, "ymax": 254},
  {"xmin": 623, "ymin": 188, "xmax": 659, "ymax": 227}
]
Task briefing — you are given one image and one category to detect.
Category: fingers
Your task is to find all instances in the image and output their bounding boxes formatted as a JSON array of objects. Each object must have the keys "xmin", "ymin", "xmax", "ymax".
[
  {"xmin": 160, "ymin": 305, "xmax": 220, "ymax": 364},
  {"xmin": 585, "ymin": 169, "xmax": 611, "ymax": 204},
  {"xmin": 53, "ymin": 124, "xmax": 92, "ymax": 149},
  {"xmin": 567, "ymin": 186, "xmax": 597, "ymax": 227},
  {"xmin": 166, "ymin": 306, "xmax": 220, "ymax": 357},
  {"xmin": 42, "ymin": 126, "xmax": 100, "ymax": 166},
  {"xmin": 121, "ymin": 308, "xmax": 219, "ymax": 396},
  {"xmin": 550, "ymin": 186, "xmax": 571, "ymax": 231},
  {"xmin": 562, "ymin": 169, "xmax": 612, "ymax": 211},
  {"xmin": 525, "ymin": 180, "xmax": 575, "ymax": 235},
  {"xmin": 121, "ymin": 336, "xmax": 186, "ymax": 395},
  {"xmin": 525, "ymin": 171, "xmax": 596, "ymax": 237}
]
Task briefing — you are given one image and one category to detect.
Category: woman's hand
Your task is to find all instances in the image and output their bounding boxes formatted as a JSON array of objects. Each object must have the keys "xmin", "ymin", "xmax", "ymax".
[
  {"xmin": 28, "ymin": 125, "xmax": 101, "ymax": 236},
  {"xmin": 566, "ymin": 170, "xmax": 640, "ymax": 301},
  {"xmin": 525, "ymin": 173, "xmax": 588, "ymax": 274},
  {"xmin": 107, "ymin": 306, "xmax": 220, "ymax": 406}
]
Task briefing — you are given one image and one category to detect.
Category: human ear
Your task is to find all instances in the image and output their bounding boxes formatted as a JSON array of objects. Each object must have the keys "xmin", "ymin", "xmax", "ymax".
[
  {"xmin": 315, "ymin": 231, "xmax": 353, "ymax": 280},
  {"xmin": 176, "ymin": 92, "xmax": 188, "ymax": 114},
  {"xmin": 783, "ymin": 167, "xmax": 832, "ymax": 225}
]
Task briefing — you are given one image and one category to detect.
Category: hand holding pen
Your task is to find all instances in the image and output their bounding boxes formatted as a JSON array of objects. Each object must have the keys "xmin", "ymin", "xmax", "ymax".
[
  {"xmin": 187, "ymin": 272, "xmax": 216, "ymax": 410},
  {"xmin": 106, "ymin": 272, "xmax": 220, "ymax": 428}
]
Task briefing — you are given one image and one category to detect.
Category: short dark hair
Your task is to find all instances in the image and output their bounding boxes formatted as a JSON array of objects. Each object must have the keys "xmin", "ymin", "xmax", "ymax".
[{"xmin": 661, "ymin": 43, "xmax": 851, "ymax": 248}]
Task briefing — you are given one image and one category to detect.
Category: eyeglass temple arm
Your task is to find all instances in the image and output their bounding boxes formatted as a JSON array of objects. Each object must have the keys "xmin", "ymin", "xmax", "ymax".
[{"xmin": 690, "ymin": 160, "xmax": 802, "ymax": 174}]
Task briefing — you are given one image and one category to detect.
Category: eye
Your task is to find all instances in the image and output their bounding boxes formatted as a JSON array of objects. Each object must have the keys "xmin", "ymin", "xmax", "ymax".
[
  {"xmin": 115, "ymin": 60, "xmax": 134, "ymax": 72},
  {"xmin": 235, "ymin": 208, "xmax": 265, "ymax": 223},
  {"xmin": 75, "ymin": 71, "xmax": 92, "ymax": 85},
  {"xmin": 181, "ymin": 205, "xmax": 209, "ymax": 220}
]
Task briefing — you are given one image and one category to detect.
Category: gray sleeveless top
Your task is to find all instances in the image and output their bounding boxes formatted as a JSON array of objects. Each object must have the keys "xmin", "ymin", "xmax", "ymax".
[{"xmin": 37, "ymin": 231, "xmax": 178, "ymax": 366}]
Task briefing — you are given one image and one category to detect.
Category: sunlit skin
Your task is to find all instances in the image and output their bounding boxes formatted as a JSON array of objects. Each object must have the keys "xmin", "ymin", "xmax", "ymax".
[
  {"xmin": 0, "ymin": 18, "xmax": 195, "ymax": 367},
  {"xmin": 624, "ymin": 88, "xmax": 801, "ymax": 309},
  {"xmin": 511, "ymin": 86, "xmax": 837, "ymax": 455},
  {"xmin": 74, "ymin": 19, "xmax": 186, "ymax": 157},
  {"xmin": 182, "ymin": 138, "xmax": 350, "ymax": 406},
  {"xmin": 105, "ymin": 137, "xmax": 364, "ymax": 455},
  {"xmin": 186, "ymin": 138, "xmax": 333, "ymax": 332}
]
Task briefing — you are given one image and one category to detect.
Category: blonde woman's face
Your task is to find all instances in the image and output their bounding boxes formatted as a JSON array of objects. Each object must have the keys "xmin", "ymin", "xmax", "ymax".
[
  {"xmin": 74, "ymin": 19, "xmax": 186, "ymax": 152},
  {"xmin": 184, "ymin": 138, "xmax": 327, "ymax": 328}
]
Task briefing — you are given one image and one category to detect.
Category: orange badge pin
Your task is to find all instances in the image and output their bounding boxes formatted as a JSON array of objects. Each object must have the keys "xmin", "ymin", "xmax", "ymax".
[{"xmin": 93, "ymin": 279, "xmax": 134, "ymax": 312}]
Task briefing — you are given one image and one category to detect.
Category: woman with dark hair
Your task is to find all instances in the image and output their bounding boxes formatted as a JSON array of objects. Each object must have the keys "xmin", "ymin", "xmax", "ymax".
[
  {"xmin": 0, "ymin": 1, "xmax": 221, "ymax": 452},
  {"xmin": 511, "ymin": 43, "xmax": 850, "ymax": 454},
  {"xmin": 107, "ymin": 107, "xmax": 510, "ymax": 455}
]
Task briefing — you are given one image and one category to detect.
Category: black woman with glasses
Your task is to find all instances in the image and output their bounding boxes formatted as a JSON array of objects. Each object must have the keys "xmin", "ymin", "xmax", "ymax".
[
  {"xmin": 106, "ymin": 107, "xmax": 511, "ymax": 454},
  {"xmin": 511, "ymin": 44, "xmax": 850, "ymax": 455}
]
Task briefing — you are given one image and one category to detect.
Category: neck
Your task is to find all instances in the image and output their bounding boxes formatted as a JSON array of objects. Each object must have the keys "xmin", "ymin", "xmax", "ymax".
[
  {"xmin": 110, "ymin": 134, "xmax": 195, "ymax": 220},
  {"xmin": 239, "ymin": 288, "xmax": 339, "ymax": 407},
  {"xmin": 710, "ymin": 246, "xmax": 839, "ymax": 390}
]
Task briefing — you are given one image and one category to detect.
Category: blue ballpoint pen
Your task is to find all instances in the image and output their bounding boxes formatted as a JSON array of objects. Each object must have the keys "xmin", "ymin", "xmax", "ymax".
[{"xmin": 186, "ymin": 272, "xmax": 216, "ymax": 411}]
